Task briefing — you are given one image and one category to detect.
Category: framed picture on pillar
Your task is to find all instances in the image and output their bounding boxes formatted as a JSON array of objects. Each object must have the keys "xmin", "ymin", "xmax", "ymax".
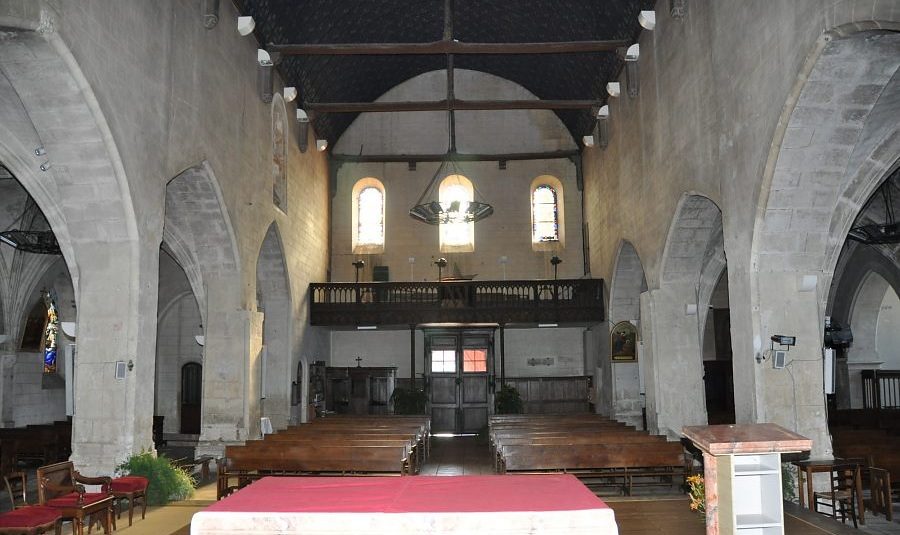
[{"xmin": 610, "ymin": 321, "xmax": 637, "ymax": 362}]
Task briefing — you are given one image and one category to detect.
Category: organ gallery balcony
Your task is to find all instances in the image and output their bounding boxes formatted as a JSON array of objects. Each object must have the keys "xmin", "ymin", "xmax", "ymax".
[{"xmin": 309, "ymin": 278, "xmax": 605, "ymax": 326}]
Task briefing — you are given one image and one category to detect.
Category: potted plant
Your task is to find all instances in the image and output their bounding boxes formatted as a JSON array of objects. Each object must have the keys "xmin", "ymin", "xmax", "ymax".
[
  {"xmin": 117, "ymin": 451, "xmax": 195, "ymax": 505},
  {"xmin": 494, "ymin": 385, "xmax": 523, "ymax": 414}
]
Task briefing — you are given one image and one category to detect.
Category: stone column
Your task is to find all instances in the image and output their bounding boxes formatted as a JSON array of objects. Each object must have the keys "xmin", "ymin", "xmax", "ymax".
[
  {"xmin": 69, "ymin": 236, "xmax": 159, "ymax": 475},
  {"xmin": 641, "ymin": 285, "xmax": 708, "ymax": 438}
]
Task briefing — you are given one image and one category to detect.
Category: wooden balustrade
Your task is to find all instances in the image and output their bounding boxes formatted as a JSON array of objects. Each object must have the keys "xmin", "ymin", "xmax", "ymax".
[
  {"xmin": 309, "ymin": 278, "xmax": 604, "ymax": 326},
  {"xmin": 862, "ymin": 369, "xmax": 900, "ymax": 410}
]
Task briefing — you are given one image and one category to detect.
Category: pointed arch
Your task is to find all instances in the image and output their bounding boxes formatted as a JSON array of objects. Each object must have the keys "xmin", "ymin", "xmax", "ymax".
[{"xmin": 608, "ymin": 240, "xmax": 647, "ymax": 325}]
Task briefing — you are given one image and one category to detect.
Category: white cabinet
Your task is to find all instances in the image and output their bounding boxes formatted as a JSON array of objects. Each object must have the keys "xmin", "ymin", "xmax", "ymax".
[{"xmin": 718, "ymin": 453, "xmax": 783, "ymax": 535}]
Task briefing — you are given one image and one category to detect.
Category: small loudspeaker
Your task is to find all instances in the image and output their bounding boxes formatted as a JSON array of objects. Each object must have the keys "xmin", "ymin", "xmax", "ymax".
[
  {"xmin": 115, "ymin": 361, "xmax": 127, "ymax": 379},
  {"xmin": 772, "ymin": 350, "xmax": 787, "ymax": 369}
]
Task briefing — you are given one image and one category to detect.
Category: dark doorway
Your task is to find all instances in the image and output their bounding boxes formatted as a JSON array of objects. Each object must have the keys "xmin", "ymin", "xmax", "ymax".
[
  {"xmin": 704, "ymin": 308, "xmax": 735, "ymax": 424},
  {"xmin": 180, "ymin": 362, "xmax": 202, "ymax": 434},
  {"xmin": 425, "ymin": 329, "xmax": 493, "ymax": 434}
]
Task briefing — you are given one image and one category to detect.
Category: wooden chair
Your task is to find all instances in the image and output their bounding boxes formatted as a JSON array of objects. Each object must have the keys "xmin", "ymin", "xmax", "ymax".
[
  {"xmin": 102, "ymin": 475, "xmax": 148, "ymax": 527},
  {"xmin": 813, "ymin": 462, "xmax": 860, "ymax": 528},
  {"xmin": 35, "ymin": 462, "xmax": 114, "ymax": 535},
  {"xmin": 868, "ymin": 467, "xmax": 893, "ymax": 521},
  {"xmin": 0, "ymin": 472, "xmax": 62, "ymax": 535}
]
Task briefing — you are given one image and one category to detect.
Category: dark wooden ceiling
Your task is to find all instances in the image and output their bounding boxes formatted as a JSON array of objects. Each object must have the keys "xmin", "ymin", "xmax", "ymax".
[{"xmin": 237, "ymin": 0, "xmax": 655, "ymax": 148}]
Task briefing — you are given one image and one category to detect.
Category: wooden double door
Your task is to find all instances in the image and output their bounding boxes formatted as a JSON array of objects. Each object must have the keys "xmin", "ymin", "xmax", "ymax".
[{"xmin": 425, "ymin": 329, "xmax": 493, "ymax": 434}]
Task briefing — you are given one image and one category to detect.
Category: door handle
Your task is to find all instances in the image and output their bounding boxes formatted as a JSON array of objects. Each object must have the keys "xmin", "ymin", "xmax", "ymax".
[{"xmin": 455, "ymin": 378, "xmax": 462, "ymax": 385}]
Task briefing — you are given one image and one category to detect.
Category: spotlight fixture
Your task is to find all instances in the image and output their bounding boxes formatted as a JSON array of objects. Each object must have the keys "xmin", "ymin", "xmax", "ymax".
[
  {"xmin": 606, "ymin": 82, "xmax": 621, "ymax": 98},
  {"xmin": 296, "ymin": 109, "xmax": 310, "ymax": 153},
  {"xmin": 237, "ymin": 16, "xmax": 255, "ymax": 36},
  {"xmin": 316, "ymin": 139, "xmax": 328, "ymax": 152},
  {"xmin": 638, "ymin": 10, "xmax": 656, "ymax": 30},
  {"xmin": 597, "ymin": 105, "xmax": 610, "ymax": 148},
  {"xmin": 625, "ymin": 44, "xmax": 640, "ymax": 98},
  {"xmin": 283, "ymin": 87, "xmax": 297, "ymax": 102}
]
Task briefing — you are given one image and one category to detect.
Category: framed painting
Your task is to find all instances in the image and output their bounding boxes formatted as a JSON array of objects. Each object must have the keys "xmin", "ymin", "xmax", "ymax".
[{"xmin": 610, "ymin": 321, "xmax": 637, "ymax": 362}]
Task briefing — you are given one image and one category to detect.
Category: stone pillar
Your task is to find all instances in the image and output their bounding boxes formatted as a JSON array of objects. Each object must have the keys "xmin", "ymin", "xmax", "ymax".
[
  {"xmin": 753, "ymin": 271, "xmax": 831, "ymax": 458},
  {"xmin": 261, "ymin": 297, "xmax": 291, "ymax": 430},
  {"xmin": 69, "ymin": 237, "xmax": 159, "ymax": 475},
  {"xmin": 196, "ymin": 273, "xmax": 262, "ymax": 456},
  {"xmin": 642, "ymin": 285, "xmax": 708, "ymax": 438}
]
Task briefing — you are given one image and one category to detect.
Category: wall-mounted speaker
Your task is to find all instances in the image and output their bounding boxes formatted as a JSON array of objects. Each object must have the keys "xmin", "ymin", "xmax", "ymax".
[{"xmin": 772, "ymin": 350, "xmax": 787, "ymax": 370}]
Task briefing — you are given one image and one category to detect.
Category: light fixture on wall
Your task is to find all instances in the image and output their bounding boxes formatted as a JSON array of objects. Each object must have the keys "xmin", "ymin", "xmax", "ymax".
[
  {"xmin": 434, "ymin": 257, "xmax": 448, "ymax": 282},
  {"xmin": 60, "ymin": 322, "xmax": 76, "ymax": 338},
  {"xmin": 597, "ymin": 105, "xmax": 610, "ymax": 148},
  {"xmin": 624, "ymin": 44, "xmax": 640, "ymax": 98},
  {"xmin": 296, "ymin": 109, "xmax": 310, "ymax": 153},
  {"xmin": 316, "ymin": 139, "xmax": 328, "ymax": 152},
  {"xmin": 408, "ymin": 158, "xmax": 493, "ymax": 225},
  {"xmin": 283, "ymin": 87, "xmax": 298, "ymax": 102},
  {"xmin": 582, "ymin": 135, "xmax": 595, "ymax": 148},
  {"xmin": 638, "ymin": 10, "xmax": 656, "ymax": 30},
  {"xmin": 237, "ymin": 16, "xmax": 255, "ymax": 36},
  {"xmin": 606, "ymin": 82, "xmax": 621, "ymax": 98},
  {"xmin": 550, "ymin": 256, "xmax": 562, "ymax": 280},
  {"xmin": 352, "ymin": 260, "xmax": 365, "ymax": 283},
  {"xmin": 257, "ymin": 49, "xmax": 274, "ymax": 103}
]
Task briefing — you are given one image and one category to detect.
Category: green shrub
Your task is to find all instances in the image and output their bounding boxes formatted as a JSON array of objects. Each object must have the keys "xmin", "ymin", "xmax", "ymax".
[
  {"xmin": 117, "ymin": 452, "xmax": 195, "ymax": 505},
  {"xmin": 494, "ymin": 385, "xmax": 524, "ymax": 414},
  {"xmin": 390, "ymin": 387, "xmax": 427, "ymax": 415}
]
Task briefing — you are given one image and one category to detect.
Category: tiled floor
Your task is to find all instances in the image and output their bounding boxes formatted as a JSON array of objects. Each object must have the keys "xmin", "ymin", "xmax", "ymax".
[{"xmin": 418, "ymin": 434, "xmax": 495, "ymax": 475}]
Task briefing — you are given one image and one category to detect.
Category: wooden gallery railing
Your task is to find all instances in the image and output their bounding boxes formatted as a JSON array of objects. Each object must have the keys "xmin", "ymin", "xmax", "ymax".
[
  {"xmin": 309, "ymin": 279, "xmax": 604, "ymax": 326},
  {"xmin": 862, "ymin": 369, "xmax": 900, "ymax": 410}
]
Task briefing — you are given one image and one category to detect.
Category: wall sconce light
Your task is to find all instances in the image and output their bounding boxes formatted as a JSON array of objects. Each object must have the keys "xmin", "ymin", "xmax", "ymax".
[
  {"xmin": 625, "ymin": 44, "xmax": 640, "ymax": 98},
  {"xmin": 550, "ymin": 255, "xmax": 562, "ymax": 280},
  {"xmin": 60, "ymin": 322, "xmax": 76, "ymax": 337},
  {"xmin": 257, "ymin": 49, "xmax": 273, "ymax": 104},
  {"xmin": 597, "ymin": 105, "xmax": 610, "ymax": 148},
  {"xmin": 237, "ymin": 16, "xmax": 255, "ymax": 36},
  {"xmin": 582, "ymin": 135, "xmax": 595, "ymax": 148},
  {"xmin": 684, "ymin": 303, "xmax": 698, "ymax": 315},
  {"xmin": 606, "ymin": 82, "xmax": 621, "ymax": 98},
  {"xmin": 283, "ymin": 87, "xmax": 298, "ymax": 102},
  {"xmin": 638, "ymin": 10, "xmax": 656, "ymax": 30},
  {"xmin": 195, "ymin": 335, "xmax": 205, "ymax": 346},
  {"xmin": 316, "ymin": 139, "xmax": 328, "ymax": 152},
  {"xmin": 203, "ymin": 0, "xmax": 220, "ymax": 29},
  {"xmin": 296, "ymin": 109, "xmax": 310, "ymax": 153}
]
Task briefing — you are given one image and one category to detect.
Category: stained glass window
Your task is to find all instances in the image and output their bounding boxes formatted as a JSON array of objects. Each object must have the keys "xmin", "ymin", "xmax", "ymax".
[
  {"xmin": 532, "ymin": 185, "xmax": 559, "ymax": 243},
  {"xmin": 42, "ymin": 290, "xmax": 58, "ymax": 374},
  {"xmin": 357, "ymin": 186, "xmax": 384, "ymax": 246}
]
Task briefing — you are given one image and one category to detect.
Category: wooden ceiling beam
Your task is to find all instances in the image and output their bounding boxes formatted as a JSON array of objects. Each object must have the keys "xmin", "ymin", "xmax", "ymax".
[
  {"xmin": 269, "ymin": 39, "xmax": 630, "ymax": 56},
  {"xmin": 331, "ymin": 150, "xmax": 579, "ymax": 163},
  {"xmin": 305, "ymin": 99, "xmax": 600, "ymax": 113}
]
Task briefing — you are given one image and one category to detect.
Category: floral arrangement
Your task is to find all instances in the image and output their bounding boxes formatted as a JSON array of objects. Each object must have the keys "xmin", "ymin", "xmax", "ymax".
[{"xmin": 687, "ymin": 474, "xmax": 705, "ymax": 515}]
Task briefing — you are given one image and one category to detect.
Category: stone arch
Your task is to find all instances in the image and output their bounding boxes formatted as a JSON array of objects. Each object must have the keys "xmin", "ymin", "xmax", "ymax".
[
  {"xmin": 605, "ymin": 240, "xmax": 648, "ymax": 428},
  {"xmin": 162, "ymin": 161, "xmax": 249, "ymax": 450},
  {"xmin": 255, "ymin": 222, "xmax": 292, "ymax": 430},
  {"xmin": 845, "ymin": 271, "xmax": 890, "ymax": 408},
  {"xmin": 163, "ymin": 161, "xmax": 242, "ymax": 325},
  {"xmin": 0, "ymin": 29, "xmax": 150, "ymax": 474},
  {"xmin": 643, "ymin": 193, "xmax": 723, "ymax": 437},
  {"xmin": 750, "ymin": 25, "xmax": 900, "ymax": 456}
]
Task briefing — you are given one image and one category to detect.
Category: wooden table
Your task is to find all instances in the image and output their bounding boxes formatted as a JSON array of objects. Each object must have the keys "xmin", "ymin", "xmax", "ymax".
[
  {"xmin": 792, "ymin": 458, "xmax": 865, "ymax": 525},
  {"xmin": 191, "ymin": 475, "xmax": 619, "ymax": 534}
]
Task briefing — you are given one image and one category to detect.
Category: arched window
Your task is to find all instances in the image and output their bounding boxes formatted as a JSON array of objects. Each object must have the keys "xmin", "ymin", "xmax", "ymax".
[
  {"xmin": 439, "ymin": 174, "xmax": 475, "ymax": 253},
  {"xmin": 531, "ymin": 176, "xmax": 565, "ymax": 250},
  {"xmin": 351, "ymin": 178, "xmax": 385, "ymax": 254}
]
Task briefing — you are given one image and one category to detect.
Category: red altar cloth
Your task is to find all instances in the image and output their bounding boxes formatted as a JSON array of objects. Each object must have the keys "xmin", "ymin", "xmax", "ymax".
[{"xmin": 193, "ymin": 475, "xmax": 618, "ymax": 534}]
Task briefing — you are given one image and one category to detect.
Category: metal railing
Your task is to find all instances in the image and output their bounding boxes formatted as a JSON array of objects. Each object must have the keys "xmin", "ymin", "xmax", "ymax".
[{"xmin": 862, "ymin": 369, "xmax": 900, "ymax": 410}]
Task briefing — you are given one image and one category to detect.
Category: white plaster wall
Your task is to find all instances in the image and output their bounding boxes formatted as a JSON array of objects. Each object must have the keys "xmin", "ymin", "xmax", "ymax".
[
  {"xmin": 503, "ymin": 328, "xmax": 585, "ymax": 377},
  {"xmin": 875, "ymin": 288, "xmax": 900, "ymax": 370},
  {"xmin": 330, "ymin": 330, "xmax": 425, "ymax": 380},
  {"xmin": 11, "ymin": 352, "xmax": 66, "ymax": 426}
]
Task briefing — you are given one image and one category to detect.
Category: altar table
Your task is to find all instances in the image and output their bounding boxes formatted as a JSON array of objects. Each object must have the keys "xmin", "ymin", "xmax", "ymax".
[{"xmin": 191, "ymin": 475, "xmax": 618, "ymax": 534}]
